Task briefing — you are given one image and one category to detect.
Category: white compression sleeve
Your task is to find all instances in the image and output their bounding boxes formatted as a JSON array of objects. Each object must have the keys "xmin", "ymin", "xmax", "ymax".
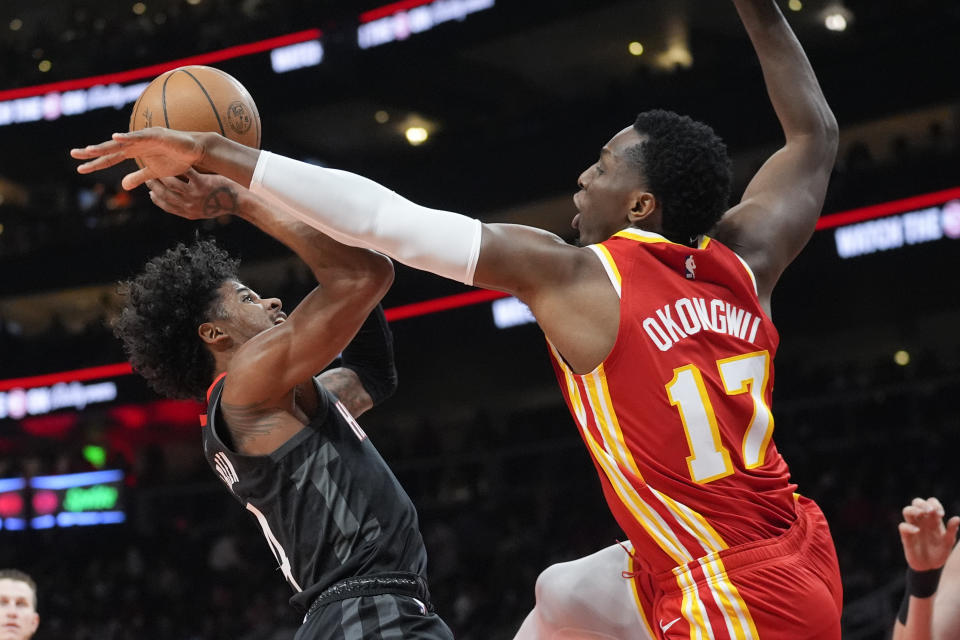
[{"xmin": 249, "ymin": 151, "xmax": 483, "ymax": 285}]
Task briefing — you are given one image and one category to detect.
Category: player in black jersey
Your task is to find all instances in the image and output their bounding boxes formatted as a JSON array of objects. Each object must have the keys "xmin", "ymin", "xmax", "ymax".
[{"xmin": 112, "ymin": 169, "xmax": 454, "ymax": 639}]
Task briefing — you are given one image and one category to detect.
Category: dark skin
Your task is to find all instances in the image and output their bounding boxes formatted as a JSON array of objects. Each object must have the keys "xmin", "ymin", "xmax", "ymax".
[
  {"xmin": 147, "ymin": 170, "xmax": 393, "ymax": 455},
  {"xmin": 73, "ymin": 0, "xmax": 835, "ymax": 376}
]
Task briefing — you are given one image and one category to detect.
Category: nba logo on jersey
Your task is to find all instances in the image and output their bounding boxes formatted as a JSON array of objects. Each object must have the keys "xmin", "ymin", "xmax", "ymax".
[
  {"xmin": 684, "ymin": 255, "xmax": 697, "ymax": 279},
  {"xmin": 214, "ymin": 451, "xmax": 240, "ymax": 493}
]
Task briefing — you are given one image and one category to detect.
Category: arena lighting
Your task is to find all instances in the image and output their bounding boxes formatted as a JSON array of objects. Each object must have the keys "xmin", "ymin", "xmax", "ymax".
[
  {"xmin": 0, "ymin": 29, "xmax": 323, "ymax": 127},
  {"xmin": 31, "ymin": 469, "xmax": 123, "ymax": 489},
  {"xmin": 0, "ymin": 470, "xmax": 126, "ymax": 530},
  {"xmin": 825, "ymin": 13, "xmax": 847, "ymax": 31},
  {"xmin": 405, "ymin": 126, "xmax": 429, "ymax": 145},
  {"xmin": 270, "ymin": 40, "xmax": 324, "ymax": 74},
  {"xmin": 358, "ymin": 0, "xmax": 496, "ymax": 49},
  {"xmin": 0, "ymin": 186, "xmax": 957, "ymax": 390},
  {"xmin": 833, "ymin": 201, "xmax": 959, "ymax": 258},
  {"xmin": 823, "ymin": 4, "xmax": 852, "ymax": 32}
]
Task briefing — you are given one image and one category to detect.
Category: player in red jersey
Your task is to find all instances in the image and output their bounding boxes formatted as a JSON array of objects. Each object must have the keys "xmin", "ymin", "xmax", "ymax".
[{"xmin": 73, "ymin": 0, "xmax": 840, "ymax": 635}]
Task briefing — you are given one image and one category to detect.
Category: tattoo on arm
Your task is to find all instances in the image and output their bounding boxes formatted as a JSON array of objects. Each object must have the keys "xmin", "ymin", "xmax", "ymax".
[
  {"xmin": 318, "ymin": 368, "xmax": 374, "ymax": 417},
  {"xmin": 221, "ymin": 399, "xmax": 286, "ymax": 450},
  {"xmin": 204, "ymin": 186, "xmax": 240, "ymax": 218}
]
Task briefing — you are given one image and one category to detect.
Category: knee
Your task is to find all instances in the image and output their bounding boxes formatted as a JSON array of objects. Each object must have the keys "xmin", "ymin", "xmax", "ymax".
[{"xmin": 534, "ymin": 561, "xmax": 579, "ymax": 624}]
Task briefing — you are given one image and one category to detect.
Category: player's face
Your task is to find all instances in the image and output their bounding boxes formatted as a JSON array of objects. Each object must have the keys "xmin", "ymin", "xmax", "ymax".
[
  {"xmin": 0, "ymin": 579, "xmax": 39, "ymax": 640},
  {"xmin": 214, "ymin": 280, "xmax": 286, "ymax": 345},
  {"xmin": 573, "ymin": 126, "xmax": 647, "ymax": 246}
]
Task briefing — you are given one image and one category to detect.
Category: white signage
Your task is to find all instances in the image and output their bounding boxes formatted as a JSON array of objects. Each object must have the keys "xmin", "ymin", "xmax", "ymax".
[
  {"xmin": 0, "ymin": 381, "xmax": 118, "ymax": 419},
  {"xmin": 270, "ymin": 40, "xmax": 324, "ymax": 73},
  {"xmin": 834, "ymin": 200, "xmax": 960, "ymax": 258},
  {"xmin": 0, "ymin": 82, "xmax": 149, "ymax": 127},
  {"xmin": 358, "ymin": 0, "xmax": 495, "ymax": 50}
]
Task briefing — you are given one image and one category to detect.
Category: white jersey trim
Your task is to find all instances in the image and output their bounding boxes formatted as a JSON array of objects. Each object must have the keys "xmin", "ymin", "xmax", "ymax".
[{"xmin": 587, "ymin": 245, "xmax": 622, "ymax": 298}]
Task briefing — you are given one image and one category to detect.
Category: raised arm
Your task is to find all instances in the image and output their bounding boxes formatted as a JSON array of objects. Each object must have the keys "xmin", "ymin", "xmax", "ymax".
[
  {"xmin": 147, "ymin": 170, "xmax": 397, "ymax": 417},
  {"xmin": 892, "ymin": 497, "xmax": 960, "ymax": 640},
  {"xmin": 74, "ymin": 132, "xmax": 617, "ymax": 373},
  {"xmin": 713, "ymin": 0, "xmax": 838, "ymax": 308}
]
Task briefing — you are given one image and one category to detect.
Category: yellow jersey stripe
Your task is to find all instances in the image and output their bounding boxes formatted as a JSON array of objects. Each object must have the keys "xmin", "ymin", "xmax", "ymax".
[
  {"xmin": 614, "ymin": 228, "xmax": 675, "ymax": 244},
  {"xmin": 698, "ymin": 235, "xmax": 712, "ymax": 250},
  {"xmin": 627, "ymin": 552, "xmax": 659, "ymax": 640},
  {"xmin": 652, "ymin": 489, "xmax": 727, "ymax": 554},
  {"xmin": 587, "ymin": 244, "xmax": 622, "ymax": 297},
  {"xmin": 582, "ymin": 421, "xmax": 691, "ymax": 564},
  {"xmin": 550, "ymin": 345, "xmax": 693, "ymax": 565},
  {"xmin": 701, "ymin": 555, "xmax": 760, "ymax": 640},
  {"xmin": 584, "ymin": 367, "xmax": 644, "ymax": 482},
  {"xmin": 675, "ymin": 564, "xmax": 714, "ymax": 639},
  {"xmin": 551, "ymin": 340, "xmax": 732, "ymax": 640}
]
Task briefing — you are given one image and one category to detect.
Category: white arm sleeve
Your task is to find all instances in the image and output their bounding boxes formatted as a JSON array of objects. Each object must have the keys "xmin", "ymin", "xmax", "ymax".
[{"xmin": 249, "ymin": 151, "xmax": 483, "ymax": 285}]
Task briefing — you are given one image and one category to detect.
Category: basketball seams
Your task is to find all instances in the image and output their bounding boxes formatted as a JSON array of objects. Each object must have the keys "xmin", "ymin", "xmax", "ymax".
[
  {"xmin": 131, "ymin": 65, "xmax": 260, "ymax": 148},
  {"xmin": 160, "ymin": 71, "xmax": 174, "ymax": 128},
  {"xmin": 179, "ymin": 68, "xmax": 226, "ymax": 136}
]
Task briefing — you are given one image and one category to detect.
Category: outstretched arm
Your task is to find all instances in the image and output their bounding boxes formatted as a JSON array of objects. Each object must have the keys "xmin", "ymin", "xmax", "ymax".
[
  {"xmin": 713, "ymin": 0, "xmax": 838, "ymax": 309},
  {"xmin": 73, "ymin": 132, "xmax": 616, "ymax": 373}
]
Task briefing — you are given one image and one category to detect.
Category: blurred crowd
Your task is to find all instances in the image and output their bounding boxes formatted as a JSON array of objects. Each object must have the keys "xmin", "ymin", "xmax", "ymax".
[{"xmin": 3, "ymin": 344, "xmax": 959, "ymax": 639}]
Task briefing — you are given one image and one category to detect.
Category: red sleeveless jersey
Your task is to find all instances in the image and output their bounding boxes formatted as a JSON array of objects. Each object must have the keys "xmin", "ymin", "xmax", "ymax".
[{"xmin": 548, "ymin": 229, "xmax": 798, "ymax": 576}]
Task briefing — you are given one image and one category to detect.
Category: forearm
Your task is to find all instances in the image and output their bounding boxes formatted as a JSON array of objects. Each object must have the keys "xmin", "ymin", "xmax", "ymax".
[
  {"xmin": 248, "ymin": 151, "xmax": 482, "ymax": 285},
  {"xmin": 896, "ymin": 566, "xmax": 944, "ymax": 640},
  {"xmin": 339, "ymin": 305, "xmax": 397, "ymax": 407},
  {"xmin": 895, "ymin": 597, "xmax": 934, "ymax": 640},
  {"xmin": 732, "ymin": 0, "xmax": 837, "ymax": 139},
  {"xmin": 231, "ymin": 185, "xmax": 384, "ymax": 281},
  {"xmin": 193, "ymin": 133, "xmax": 262, "ymax": 187}
]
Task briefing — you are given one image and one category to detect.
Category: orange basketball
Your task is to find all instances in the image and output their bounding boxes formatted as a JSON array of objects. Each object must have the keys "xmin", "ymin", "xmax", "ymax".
[{"xmin": 129, "ymin": 65, "xmax": 261, "ymax": 148}]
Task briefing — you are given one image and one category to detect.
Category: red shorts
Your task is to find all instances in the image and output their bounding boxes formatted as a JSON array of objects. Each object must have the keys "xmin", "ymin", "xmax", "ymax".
[{"xmin": 632, "ymin": 495, "xmax": 843, "ymax": 640}]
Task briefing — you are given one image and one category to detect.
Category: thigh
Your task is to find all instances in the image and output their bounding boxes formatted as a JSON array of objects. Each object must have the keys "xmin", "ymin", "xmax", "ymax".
[
  {"xmin": 524, "ymin": 543, "xmax": 657, "ymax": 640},
  {"xmin": 654, "ymin": 555, "xmax": 841, "ymax": 640},
  {"xmin": 297, "ymin": 594, "xmax": 454, "ymax": 640}
]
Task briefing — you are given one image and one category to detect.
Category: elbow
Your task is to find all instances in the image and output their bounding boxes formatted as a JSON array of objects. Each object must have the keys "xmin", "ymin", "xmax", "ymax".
[
  {"xmin": 373, "ymin": 253, "xmax": 395, "ymax": 294},
  {"xmin": 359, "ymin": 251, "xmax": 395, "ymax": 297},
  {"xmin": 821, "ymin": 111, "xmax": 840, "ymax": 157},
  {"xmin": 813, "ymin": 106, "xmax": 839, "ymax": 160}
]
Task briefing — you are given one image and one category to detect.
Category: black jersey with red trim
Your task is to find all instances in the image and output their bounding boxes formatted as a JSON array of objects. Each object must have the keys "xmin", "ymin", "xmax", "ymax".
[{"xmin": 201, "ymin": 375, "xmax": 428, "ymax": 612}]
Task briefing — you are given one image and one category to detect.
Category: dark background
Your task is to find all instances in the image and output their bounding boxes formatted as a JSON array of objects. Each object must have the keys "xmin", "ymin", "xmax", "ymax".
[{"xmin": 1, "ymin": 0, "xmax": 959, "ymax": 638}]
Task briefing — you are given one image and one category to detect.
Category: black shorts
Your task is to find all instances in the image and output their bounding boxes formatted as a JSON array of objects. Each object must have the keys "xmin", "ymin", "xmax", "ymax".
[{"xmin": 295, "ymin": 592, "xmax": 454, "ymax": 639}]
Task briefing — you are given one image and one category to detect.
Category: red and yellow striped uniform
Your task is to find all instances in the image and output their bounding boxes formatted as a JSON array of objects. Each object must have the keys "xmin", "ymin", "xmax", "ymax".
[{"xmin": 549, "ymin": 229, "xmax": 842, "ymax": 639}]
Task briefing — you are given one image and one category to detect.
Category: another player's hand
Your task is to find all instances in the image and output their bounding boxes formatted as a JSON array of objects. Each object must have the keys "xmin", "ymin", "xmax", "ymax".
[
  {"xmin": 899, "ymin": 497, "xmax": 960, "ymax": 572},
  {"xmin": 146, "ymin": 170, "xmax": 241, "ymax": 220},
  {"xmin": 70, "ymin": 128, "xmax": 207, "ymax": 190}
]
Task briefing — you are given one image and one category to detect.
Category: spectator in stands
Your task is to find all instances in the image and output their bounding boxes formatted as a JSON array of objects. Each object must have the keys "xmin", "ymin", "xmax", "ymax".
[
  {"xmin": 0, "ymin": 569, "xmax": 40, "ymax": 640},
  {"xmin": 893, "ymin": 497, "xmax": 960, "ymax": 640}
]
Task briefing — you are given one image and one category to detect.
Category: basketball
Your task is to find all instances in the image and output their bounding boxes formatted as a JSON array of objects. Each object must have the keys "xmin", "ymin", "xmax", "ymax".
[{"xmin": 129, "ymin": 65, "xmax": 261, "ymax": 148}]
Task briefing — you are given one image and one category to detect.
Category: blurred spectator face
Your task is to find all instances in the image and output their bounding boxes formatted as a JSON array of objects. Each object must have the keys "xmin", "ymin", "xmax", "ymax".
[{"xmin": 0, "ymin": 579, "xmax": 39, "ymax": 640}]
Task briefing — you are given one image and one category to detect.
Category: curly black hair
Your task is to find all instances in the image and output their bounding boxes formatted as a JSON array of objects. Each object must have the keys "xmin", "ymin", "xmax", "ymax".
[
  {"xmin": 113, "ymin": 238, "xmax": 239, "ymax": 401},
  {"xmin": 629, "ymin": 109, "xmax": 733, "ymax": 245}
]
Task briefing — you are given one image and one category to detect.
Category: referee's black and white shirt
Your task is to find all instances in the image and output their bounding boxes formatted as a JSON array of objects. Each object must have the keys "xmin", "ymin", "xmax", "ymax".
[{"xmin": 201, "ymin": 374, "xmax": 429, "ymax": 613}]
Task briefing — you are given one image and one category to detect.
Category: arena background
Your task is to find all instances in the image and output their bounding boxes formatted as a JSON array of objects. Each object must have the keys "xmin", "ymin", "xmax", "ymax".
[{"xmin": 1, "ymin": 0, "xmax": 958, "ymax": 637}]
